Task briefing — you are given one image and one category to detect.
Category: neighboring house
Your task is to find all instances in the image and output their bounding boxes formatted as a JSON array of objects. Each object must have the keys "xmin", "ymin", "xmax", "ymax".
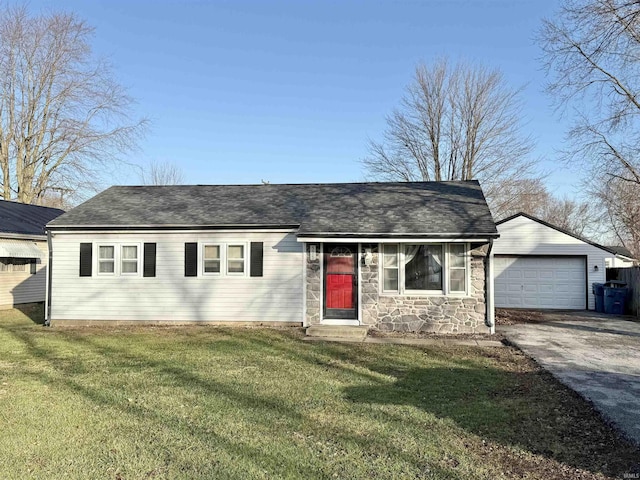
[
  {"xmin": 604, "ymin": 246, "xmax": 636, "ymax": 268},
  {"xmin": 493, "ymin": 212, "xmax": 617, "ymax": 310},
  {"xmin": 46, "ymin": 181, "xmax": 499, "ymax": 333},
  {"xmin": 0, "ymin": 200, "xmax": 64, "ymax": 309}
]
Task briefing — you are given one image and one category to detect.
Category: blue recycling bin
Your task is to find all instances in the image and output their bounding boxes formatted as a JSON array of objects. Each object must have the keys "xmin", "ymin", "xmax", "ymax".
[
  {"xmin": 603, "ymin": 286, "xmax": 628, "ymax": 315},
  {"xmin": 592, "ymin": 283, "xmax": 605, "ymax": 313}
]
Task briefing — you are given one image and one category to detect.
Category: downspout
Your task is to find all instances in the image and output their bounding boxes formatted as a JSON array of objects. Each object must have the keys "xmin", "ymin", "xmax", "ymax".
[
  {"xmin": 44, "ymin": 230, "xmax": 53, "ymax": 326},
  {"xmin": 485, "ymin": 238, "xmax": 495, "ymax": 334}
]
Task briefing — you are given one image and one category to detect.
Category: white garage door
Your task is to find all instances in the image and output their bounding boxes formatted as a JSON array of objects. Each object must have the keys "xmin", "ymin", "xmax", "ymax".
[{"xmin": 494, "ymin": 256, "xmax": 586, "ymax": 309}]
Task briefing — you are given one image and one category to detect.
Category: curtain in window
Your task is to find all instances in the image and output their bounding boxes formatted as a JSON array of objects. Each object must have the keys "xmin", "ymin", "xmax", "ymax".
[{"xmin": 404, "ymin": 245, "xmax": 420, "ymax": 265}]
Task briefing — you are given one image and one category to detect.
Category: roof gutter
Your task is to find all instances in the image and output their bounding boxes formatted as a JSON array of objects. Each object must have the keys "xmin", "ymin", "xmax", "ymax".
[
  {"xmin": 296, "ymin": 234, "xmax": 499, "ymax": 243},
  {"xmin": 0, "ymin": 232, "xmax": 47, "ymax": 241},
  {"xmin": 46, "ymin": 224, "xmax": 300, "ymax": 231}
]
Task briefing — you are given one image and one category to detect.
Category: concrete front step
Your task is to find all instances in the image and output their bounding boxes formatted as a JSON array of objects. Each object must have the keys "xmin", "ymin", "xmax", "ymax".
[{"xmin": 305, "ymin": 325, "xmax": 369, "ymax": 339}]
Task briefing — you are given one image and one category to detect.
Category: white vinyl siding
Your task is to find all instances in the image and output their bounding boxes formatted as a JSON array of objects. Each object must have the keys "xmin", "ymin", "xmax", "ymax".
[
  {"xmin": 493, "ymin": 215, "xmax": 608, "ymax": 310},
  {"xmin": 0, "ymin": 239, "xmax": 48, "ymax": 308},
  {"xmin": 50, "ymin": 231, "xmax": 302, "ymax": 323}
]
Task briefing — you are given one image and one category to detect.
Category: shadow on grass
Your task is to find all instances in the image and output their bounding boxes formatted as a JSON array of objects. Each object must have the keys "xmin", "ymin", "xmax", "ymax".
[
  {"xmin": 343, "ymin": 362, "xmax": 640, "ymax": 478},
  {"xmin": 15, "ymin": 302, "xmax": 45, "ymax": 325},
  {"xmin": 2, "ymin": 320, "xmax": 640, "ymax": 478}
]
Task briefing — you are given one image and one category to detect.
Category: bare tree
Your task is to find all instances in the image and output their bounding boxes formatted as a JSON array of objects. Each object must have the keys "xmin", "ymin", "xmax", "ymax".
[
  {"xmin": 362, "ymin": 58, "xmax": 540, "ymax": 218},
  {"xmin": 538, "ymin": 195, "xmax": 596, "ymax": 237},
  {"xmin": 540, "ymin": 0, "xmax": 640, "ymax": 184},
  {"xmin": 0, "ymin": 5, "xmax": 146, "ymax": 204},
  {"xmin": 540, "ymin": 0, "xmax": 640, "ymax": 250},
  {"xmin": 140, "ymin": 160, "xmax": 185, "ymax": 186},
  {"xmin": 594, "ymin": 178, "xmax": 640, "ymax": 257},
  {"xmin": 494, "ymin": 179, "xmax": 597, "ymax": 237}
]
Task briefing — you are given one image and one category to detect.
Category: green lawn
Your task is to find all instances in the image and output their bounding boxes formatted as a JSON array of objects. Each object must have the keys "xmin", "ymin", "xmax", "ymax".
[{"xmin": 0, "ymin": 306, "xmax": 637, "ymax": 479}]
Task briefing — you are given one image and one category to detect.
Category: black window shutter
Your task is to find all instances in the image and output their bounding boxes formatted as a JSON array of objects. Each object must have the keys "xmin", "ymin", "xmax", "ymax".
[
  {"xmin": 250, "ymin": 242, "xmax": 263, "ymax": 277},
  {"xmin": 79, "ymin": 243, "xmax": 92, "ymax": 277},
  {"xmin": 185, "ymin": 242, "xmax": 197, "ymax": 277},
  {"xmin": 30, "ymin": 260, "xmax": 37, "ymax": 275},
  {"xmin": 143, "ymin": 243, "xmax": 156, "ymax": 277}
]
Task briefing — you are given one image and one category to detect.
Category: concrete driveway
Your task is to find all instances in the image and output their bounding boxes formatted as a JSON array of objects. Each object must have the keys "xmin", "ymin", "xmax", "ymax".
[{"xmin": 499, "ymin": 311, "xmax": 640, "ymax": 446}]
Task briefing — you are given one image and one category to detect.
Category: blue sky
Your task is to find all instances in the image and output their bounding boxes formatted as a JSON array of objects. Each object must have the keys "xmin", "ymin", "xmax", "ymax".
[{"xmin": 35, "ymin": 0, "xmax": 573, "ymax": 193}]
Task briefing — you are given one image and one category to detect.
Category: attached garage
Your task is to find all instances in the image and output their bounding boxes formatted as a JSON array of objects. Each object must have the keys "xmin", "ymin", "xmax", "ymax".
[{"xmin": 492, "ymin": 213, "xmax": 614, "ymax": 310}]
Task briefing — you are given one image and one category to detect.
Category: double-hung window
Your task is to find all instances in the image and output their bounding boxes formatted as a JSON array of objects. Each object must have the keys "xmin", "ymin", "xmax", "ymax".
[
  {"xmin": 203, "ymin": 244, "xmax": 221, "ymax": 274},
  {"xmin": 382, "ymin": 244, "xmax": 399, "ymax": 291},
  {"xmin": 98, "ymin": 245, "xmax": 115, "ymax": 274},
  {"xmin": 227, "ymin": 245, "xmax": 245, "ymax": 274},
  {"xmin": 381, "ymin": 243, "xmax": 468, "ymax": 295},
  {"xmin": 121, "ymin": 245, "xmax": 139, "ymax": 275},
  {"xmin": 448, "ymin": 244, "xmax": 467, "ymax": 293},
  {"xmin": 96, "ymin": 244, "xmax": 141, "ymax": 276}
]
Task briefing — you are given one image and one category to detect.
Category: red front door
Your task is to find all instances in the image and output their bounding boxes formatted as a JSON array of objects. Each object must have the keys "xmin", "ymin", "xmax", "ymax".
[{"xmin": 324, "ymin": 244, "xmax": 357, "ymax": 319}]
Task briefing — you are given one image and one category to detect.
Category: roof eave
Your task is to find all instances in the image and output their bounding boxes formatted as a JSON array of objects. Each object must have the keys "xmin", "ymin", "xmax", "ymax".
[
  {"xmin": 46, "ymin": 224, "xmax": 301, "ymax": 231},
  {"xmin": 296, "ymin": 232, "xmax": 499, "ymax": 242},
  {"xmin": 0, "ymin": 232, "xmax": 47, "ymax": 241}
]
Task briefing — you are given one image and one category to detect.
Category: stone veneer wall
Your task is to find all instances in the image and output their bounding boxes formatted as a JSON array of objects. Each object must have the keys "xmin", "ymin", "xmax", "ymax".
[
  {"xmin": 304, "ymin": 242, "xmax": 489, "ymax": 333},
  {"xmin": 361, "ymin": 243, "xmax": 490, "ymax": 334},
  {"xmin": 305, "ymin": 243, "xmax": 321, "ymax": 325}
]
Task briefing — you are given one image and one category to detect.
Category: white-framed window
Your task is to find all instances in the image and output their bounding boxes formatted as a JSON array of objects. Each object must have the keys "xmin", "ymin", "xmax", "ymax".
[
  {"xmin": 95, "ymin": 243, "xmax": 141, "ymax": 277},
  {"xmin": 382, "ymin": 244, "xmax": 399, "ymax": 292},
  {"xmin": 448, "ymin": 243, "xmax": 467, "ymax": 293},
  {"xmin": 380, "ymin": 243, "xmax": 469, "ymax": 295},
  {"xmin": 203, "ymin": 244, "xmax": 222, "ymax": 275},
  {"xmin": 97, "ymin": 245, "xmax": 116, "ymax": 275},
  {"xmin": 120, "ymin": 245, "xmax": 139, "ymax": 275},
  {"xmin": 226, "ymin": 244, "xmax": 245, "ymax": 275}
]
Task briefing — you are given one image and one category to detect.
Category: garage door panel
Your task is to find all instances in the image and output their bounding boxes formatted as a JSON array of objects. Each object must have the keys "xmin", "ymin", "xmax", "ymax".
[
  {"xmin": 539, "ymin": 285, "xmax": 554, "ymax": 294},
  {"xmin": 495, "ymin": 256, "xmax": 585, "ymax": 309},
  {"xmin": 539, "ymin": 270, "xmax": 554, "ymax": 280}
]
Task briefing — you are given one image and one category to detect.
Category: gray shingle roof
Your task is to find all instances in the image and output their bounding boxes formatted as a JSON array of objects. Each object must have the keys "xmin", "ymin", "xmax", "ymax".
[
  {"xmin": 48, "ymin": 181, "xmax": 498, "ymax": 237},
  {"xmin": 606, "ymin": 245, "xmax": 635, "ymax": 259},
  {"xmin": 0, "ymin": 200, "xmax": 65, "ymax": 236}
]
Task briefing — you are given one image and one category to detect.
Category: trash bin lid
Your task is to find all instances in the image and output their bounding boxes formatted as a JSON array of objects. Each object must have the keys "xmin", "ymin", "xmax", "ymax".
[{"xmin": 605, "ymin": 280, "xmax": 627, "ymax": 287}]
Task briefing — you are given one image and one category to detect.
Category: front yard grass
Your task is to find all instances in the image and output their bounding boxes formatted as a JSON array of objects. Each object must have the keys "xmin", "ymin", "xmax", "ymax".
[{"xmin": 0, "ymin": 305, "xmax": 638, "ymax": 479}]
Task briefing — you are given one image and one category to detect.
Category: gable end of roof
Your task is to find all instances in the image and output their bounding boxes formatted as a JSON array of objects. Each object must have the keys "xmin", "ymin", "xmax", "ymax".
[{"xmin": 496, "ymin": 212, "xmax": 617, "ymax": 256}]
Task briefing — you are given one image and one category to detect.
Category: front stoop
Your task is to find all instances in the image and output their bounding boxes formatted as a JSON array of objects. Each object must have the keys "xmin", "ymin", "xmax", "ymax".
[{"xmin": 305, "ymin": 325, "xmax": 369, "ymax": 340}]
